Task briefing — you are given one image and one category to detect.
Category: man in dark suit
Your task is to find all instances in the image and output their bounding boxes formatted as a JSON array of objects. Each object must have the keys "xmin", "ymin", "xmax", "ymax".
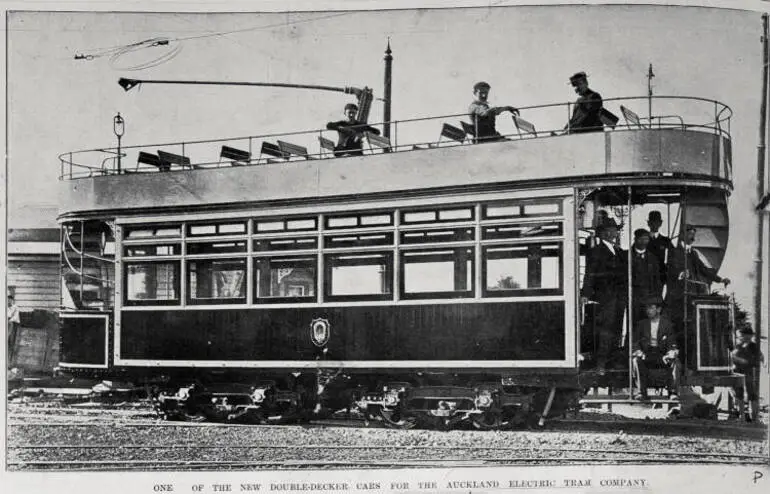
[
  {"xmin": 630, "ymin": 228, "xmax": 662, "ymax": 323},
  {"xmin": 565, "ymin": 72, "xmax": 603, "ymax": 133},
  {"xmin": 632, "ymin": 297, "xmax": 681, "ymax": 400},
  {"xmin": 646, "ymin": 211, "xmax": 670, "ymax": 289},
  {"xmin": 581, "ymin": 218, "xmax": 627, "ymax": 372},
  {"xmin": 666, "ymin": 225, "xmax": 730, "ymax": 365}
]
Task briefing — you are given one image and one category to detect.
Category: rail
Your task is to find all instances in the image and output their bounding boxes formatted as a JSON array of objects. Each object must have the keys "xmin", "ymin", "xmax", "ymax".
[{"xmin": 59, "ymin": 96, "xmax": 733, "ymax": 180}]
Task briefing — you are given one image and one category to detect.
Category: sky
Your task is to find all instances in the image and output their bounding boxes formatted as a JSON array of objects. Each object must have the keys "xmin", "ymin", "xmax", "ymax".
[{"xmin": 4, "ymin": 3, "xmax": 767, "ymax": 310}]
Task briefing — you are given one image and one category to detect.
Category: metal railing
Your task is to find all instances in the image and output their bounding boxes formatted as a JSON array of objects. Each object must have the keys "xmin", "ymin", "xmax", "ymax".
[{"xmin": 58, "ymin": 95, "xmax": 732, "ymax": 180}]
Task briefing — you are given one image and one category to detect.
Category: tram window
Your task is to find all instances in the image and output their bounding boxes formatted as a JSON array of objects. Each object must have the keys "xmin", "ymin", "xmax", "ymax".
[
  {"xmin": 482, "ymin": 221, "xmax": 563, "ymax": 241},
  {"xmin": 483, "ymin": 200, "xmax": 562, "ymax": 220},
  {"xmin": 483, "ymin": 243, "xmax": 562, "ymax": 296},
  {"xmin": 324, "ymin": 232, "xmax": 394, "ymax": 249},
  {"xmin": 402, "ymin": 207, "xmax": 474, "ymax": 224},
  {"xmin": 254, "ymin": 256, "xmax": 316, "ymax": 302},
  {"xmin": 254, "ymin": 237, "xmax": 318, "ymax": 252},
  {"xmin": 123, "ymin": 244, "xmax": 180, "ymax": 257},
  {"xmin": 124, "ymin": 226, "xmax": 181, "ymax": 239},
  {"xmin": 187, "ymin": 259, "xmax": 246, "ymax": 304},
  {"xmin": 401, "ymin": 248, "xmax": 474, "ymax": 299},
  {"xmin": 187, "ymin": 240, "xmax": 247, "ymax": 255},
  {"xmin": 188, "ymin": 222, "xmax": 247, "ymax": 237},
  {"xmin": 325, "ymin": 252, "xmax": 393, "ymax": 300},
  {"xmin": 325, "ymin": 212, "xmax": 393, "ymax": 229},
  {"xmin": 125, "ymin": 262, "xmax": 180, "ymax": 304},
  {"xmin": 254, "ymin": 217, "xmax": 318, "ymax": 233},
  {"xmin": 400, "ymin": 227, "xmax": 474, "ymax": 245}
]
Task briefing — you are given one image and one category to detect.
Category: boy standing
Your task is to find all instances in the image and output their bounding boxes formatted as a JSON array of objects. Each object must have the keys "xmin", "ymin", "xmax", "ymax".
[{"xmin": 732, "ymin": 327, "xmax": 763, "ymax": 422}]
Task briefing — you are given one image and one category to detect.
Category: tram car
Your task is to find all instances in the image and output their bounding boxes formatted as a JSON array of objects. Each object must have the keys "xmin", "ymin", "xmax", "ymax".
[{"xmin": 58, "ymin": 79, "xmax": 739, "ymax": 428}]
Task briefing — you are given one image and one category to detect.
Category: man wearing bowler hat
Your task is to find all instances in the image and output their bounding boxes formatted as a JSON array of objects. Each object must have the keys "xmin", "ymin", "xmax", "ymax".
[
  {"xmin": 468, "ymin": 81, "xmax": 520, "ymax": 142},
  {"xmin": 326, "ymin": 103, "xmax": 381, "ymax": 157},
  {"xmin": 581, "ymin": 217, "xmax": 627, "ymax": 372},
  {"xmin": 646, "ymin": 210, "xmax": 671, "ymax": 288},
  {"xmin": 564, "ymin": 71, "xmax": 604, "ymax": 134},
  {"xmin": 632, "ymin": 296, "xmax": 681, "ymax": 400},
  {"xmin": 630, "ymin": 228, "xmax": 663, "ymax": 322}
]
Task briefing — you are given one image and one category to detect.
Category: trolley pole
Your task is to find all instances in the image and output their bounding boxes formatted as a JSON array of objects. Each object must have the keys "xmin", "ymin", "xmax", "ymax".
[
  {"xmin": 383, "ymin": 39, "xmax": 393, "ymax": 141},
  {"xmin": 754, "ymin": 14, "xmax": 767, "ymax": 346},
  {"xmin": 647, "ymin": 64, "xmax": 655, "ymax": 122}
]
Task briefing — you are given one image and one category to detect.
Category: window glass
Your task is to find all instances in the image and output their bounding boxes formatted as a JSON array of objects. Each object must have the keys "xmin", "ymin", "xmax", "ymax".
[
  {"xmin": 324, "ymin": 232, "xmax": 394, "ymax": 249},
  {"xmin": 400, "ymin": 227, "xmax": 474, "ymax": 245},
  {"xmin": 326, "ymin": 213, "xmax": 393, "ymax": 229},
  {"xmin": 188, "ymin": 259, "xmax": 246, "ymax": 302},
  {"xmin": 254, "ymin": 256, "xmax": 316, "ymax": 300},
  {"xmin": 402, "ymin": 207, "xmax": 474, "ymax": 224},
  {"xmin": 483, "ymin": 201, "xmax": 561, "ymax": 219},
  {"xmin": 326, "ymin": 252, "xmax": 393, "ymax": 297},
  {"xmin": 254, "ymin": 237, "xmax": 318, "ymax": 252},
  {"xmin": 124, "ymin": 226, "xmax": 181, "ymax": 239},
  {"xmin": 482, "ymin": 221, "xmax": 563, "ymax": 240},
  {"xmin": 187, "ymin": 240, "xmax": 247, "ymax": 255},
  {"xmin": 255, "ymin": 217, "xmax": 317, "ymax": 232},
  {"xmin": 188, "ymin": 222, "xmax": 247, "ymax": 236},
  {"xmin": 124, "ymin": 244, "xmax": 180, "ymax": 257},
  {"xmin": 401, "ymin": 248, "xmax": 473, "ymax": 297},
  {"xmin": 125, "ymin": 262, "xmax": 179, "ymax": 302},
  {"xmin": 484, "ymin": 243, "xmax": 562, "ymax": 294}
]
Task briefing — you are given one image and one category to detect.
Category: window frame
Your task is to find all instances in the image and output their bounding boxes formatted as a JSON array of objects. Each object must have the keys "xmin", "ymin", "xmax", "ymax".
[
  {"xmin": 123, "ymin": 260, "xmax": 182, "ymax": 306},
  {"xmin": 252, "ymin": 254, "xmax": 319, "ymax": 304},
  {"xmin": 324, "ymin": 250, "xmax": 394, "ymax": 302},
  {"xmin": 185, "ymin": 257, "xmax": 248, "ymax": 305},
  {"xmin": 399, "ymin": 247, "xmax": 476, "ymax": 300}
]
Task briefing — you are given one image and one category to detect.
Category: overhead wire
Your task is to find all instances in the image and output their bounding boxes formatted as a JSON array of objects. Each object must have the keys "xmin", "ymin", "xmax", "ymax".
[{"xmin": 73, "ymin": 12, "xmax": 353, "ymax": 71}]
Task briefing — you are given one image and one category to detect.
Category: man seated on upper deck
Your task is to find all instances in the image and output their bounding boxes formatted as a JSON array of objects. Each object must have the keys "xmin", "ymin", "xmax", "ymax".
[
  {"xmin": 564, "ymin": 71, "xmax": 604, "ymax": 134},
  {"xmin": 326, "ymin": 103, "xmax": 381, "ymax": 157},
  {"xmin": 632, "ymin": 296, "xmax": 681, "ymax": 401},
  {"xmin": 468, "ymin": 81, "xmax": 519, "ymax": 142}
]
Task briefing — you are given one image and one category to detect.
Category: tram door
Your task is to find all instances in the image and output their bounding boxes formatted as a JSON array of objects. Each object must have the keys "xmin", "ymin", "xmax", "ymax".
[{"xmin": 577, "ymin": 186, "xmax": 731, "ymax": 391}]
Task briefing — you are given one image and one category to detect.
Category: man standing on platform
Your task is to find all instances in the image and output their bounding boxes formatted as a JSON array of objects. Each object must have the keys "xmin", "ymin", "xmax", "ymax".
[
  {"xmin": 646, "ymin": 210, "xmax": 670, "ymax": 289},
  {"xmin": 631, "ymin": 228, "xmax": 663, "ymax": 323},
  {"xmin": 565, "ymin": 71, "xmax": 604, "ymax": 133},
  {"xmin": 581, "ymin": 218, "xmax": 627, "ymax": 373}
]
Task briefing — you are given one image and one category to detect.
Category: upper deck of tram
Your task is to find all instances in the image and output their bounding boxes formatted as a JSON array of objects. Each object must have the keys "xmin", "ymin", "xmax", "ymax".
[{"xmin": 58, "ymin": 95, "xmax": 733, "ymax": 217}]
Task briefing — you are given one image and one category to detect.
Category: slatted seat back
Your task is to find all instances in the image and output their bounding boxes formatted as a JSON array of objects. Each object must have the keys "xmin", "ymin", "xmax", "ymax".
[
  {"xmin": 259, "ymin": 142, "xmax": 287, "ymax": 162},
  {"xmin": 137, "ymin": 151, "xmax": 167, "ymax": 171},
  {"xmin": 220, "ymin": 145, "xmax": 252, "ymax": 165},
  {"xmin": 620, "ymin": 105, "xmax": 644, "ymax": 129},
  {"xmin": 277, "ymin": 140, "xmax": 310, "ymax": 159},
  {"xmin": 318, "ymin": 136, "xmax": 336, "ymax": 157},
  {"xmin": 366, "ymin": 132, "xmax": 392, "ymax": 152},
  {"xmin": 512, "ymin": 115, "xmax": 537, "ymax": 138},
  {"xmin": 157, "ymin": 150, "xmax": 191, "ymax": 170},
  {"xmin": 460, "ymin": 121, "xmax": 475, "ymax": 140},
  {"xmin": 599, "ymin": 108, "xmax": 620, "ymax": 129},
  {"xmin": 439, "ymin": 123, "xmax": 467, "ymax": 144}
]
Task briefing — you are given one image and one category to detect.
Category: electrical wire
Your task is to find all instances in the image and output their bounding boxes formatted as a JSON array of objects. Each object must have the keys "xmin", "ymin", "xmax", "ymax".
[{"xmin": 73, "ymin": 12, "xmax": 353, "ymax": 71}]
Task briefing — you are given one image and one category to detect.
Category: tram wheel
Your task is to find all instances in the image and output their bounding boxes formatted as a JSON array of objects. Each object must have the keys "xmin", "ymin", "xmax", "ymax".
[
  {"xmin": 472, "ymin": 410, "xmax": 503, "ymax": 430},
  {"xmin": 378, "ymin": 407, "xmax": 416, "ymax": 430}
]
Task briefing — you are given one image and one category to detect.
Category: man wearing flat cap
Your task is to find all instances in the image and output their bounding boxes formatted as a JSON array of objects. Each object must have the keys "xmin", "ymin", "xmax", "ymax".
[
  {"xmin": 631, "ymin": 228, "xmax": 663, "ymax": 322},
  {"xmin": 632, "ymin": 296, "xmax": 681, "ymax": 400},
  {"xmin": 581, "ymin": 217, "xmax": 627, "ymax": 372},
  {"xmin": 468, "ymin": 81, "xmax": 519, "ymax": 142},
  {"xmin": 564, "ymin": 71, "xmax": 604, "ymax": 134},
  {"xmin": 326, "ymin": 103, "xmax": 381, "ymax": 157}
]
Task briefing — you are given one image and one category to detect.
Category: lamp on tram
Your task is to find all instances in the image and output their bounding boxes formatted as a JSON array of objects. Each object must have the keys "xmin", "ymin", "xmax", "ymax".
[{"xmin": 113, "ymin": 112, "xmax": 125, "ymax": 174}]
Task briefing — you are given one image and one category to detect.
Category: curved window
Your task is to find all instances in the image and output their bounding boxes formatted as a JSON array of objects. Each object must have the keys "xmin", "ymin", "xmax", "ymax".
[{"xmin": 125, "ymin": 261, "xmax": 180, "ymax": 305}]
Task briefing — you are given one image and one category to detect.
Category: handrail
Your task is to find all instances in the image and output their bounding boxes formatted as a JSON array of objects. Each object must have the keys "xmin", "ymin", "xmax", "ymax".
[{"xmin": 58, "ymin": 95, "xmax": 733, "ymax": 180}]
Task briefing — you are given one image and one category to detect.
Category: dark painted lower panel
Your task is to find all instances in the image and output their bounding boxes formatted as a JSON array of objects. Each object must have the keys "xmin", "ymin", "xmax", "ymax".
[
  {"xmin": 120, "ymin": 302, "xmax": 566, "ymax": 362},
  {"xmin": 61, "ymin": 315, "xmax": 107, "ymax": 365}
]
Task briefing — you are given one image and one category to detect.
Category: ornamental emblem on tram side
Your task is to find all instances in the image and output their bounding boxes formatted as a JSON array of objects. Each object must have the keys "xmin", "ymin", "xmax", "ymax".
[{"xmin": 310, "ymin": 318, "xmax": 331, "ymax": 347}]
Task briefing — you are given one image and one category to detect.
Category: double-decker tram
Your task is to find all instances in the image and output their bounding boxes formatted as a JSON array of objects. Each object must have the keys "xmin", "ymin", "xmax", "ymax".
[{"xmin": 57, "ymin": 91, "xmax": 738, "ymax": 428}]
